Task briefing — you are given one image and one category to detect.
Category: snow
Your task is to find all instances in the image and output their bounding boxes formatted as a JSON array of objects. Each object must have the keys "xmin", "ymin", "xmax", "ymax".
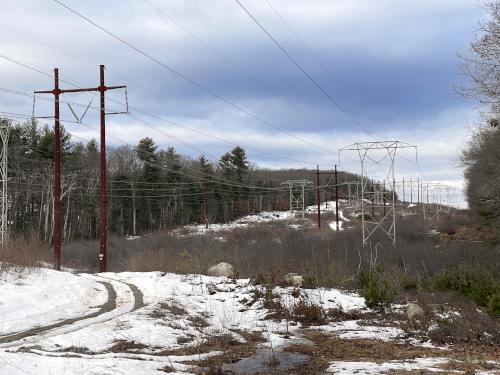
[
  {"xmin": 0, "ymin": 268, "xmax": 107, "ymax": 336},
  {"xmin": 0, "ymin": 350, "xmax": 221, "ymax": 375},
  {"xmin": 329, "ymin": 221, "xmax": 344, "ymax": 231},
  {"xmin": 305, "ymin": 201, "xmax": 337, "ymax": 214},
  {"xmin": 175, "ymin": 210, "xmax": 298, "ymax": 235},
  {"xmin": 174, "ymin": 201, "xmax": 352, "ymax": 236},
  {"xmin": 0, "ymin": 269, "xmax": 489, "ymax": 374},
  {"xmin": 314, "ymin": 320, "xmax": 405, "ymax": 341},
  {"xmin": 326, "ymin": 357, "xmax": 449, "ymax": 374},
  {"xmin": 273, "ymin": 287, "xmax": 366, "ymax": 312}
]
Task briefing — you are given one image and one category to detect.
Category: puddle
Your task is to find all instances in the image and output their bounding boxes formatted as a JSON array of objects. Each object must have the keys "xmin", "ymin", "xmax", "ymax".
[
  {"xmin": 223, "ymin": 347, "xmax": 309, "ymax": 374},
  {"xmin": 223, "ymin": 334, "xmax": 311, "ymax": 374}
]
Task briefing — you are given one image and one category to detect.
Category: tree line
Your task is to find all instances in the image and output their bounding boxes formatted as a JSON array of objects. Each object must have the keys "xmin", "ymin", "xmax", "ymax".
[
  {"xmin": 3, "ymin": 117, "xmax": 356, "ymax": 242},
  {"xmin": 459, "ymin": 2, "xmax": 500, "ymax": 232}
]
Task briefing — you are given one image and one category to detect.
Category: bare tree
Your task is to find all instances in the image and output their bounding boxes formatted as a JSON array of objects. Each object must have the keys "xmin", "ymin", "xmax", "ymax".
[
  {"xmin": 459, "ymin": 2, "xmax": 500, "ymax": 228},
  {"xmin": 458, "ymin": 2, "xmax": 500, "ymax": 120}
]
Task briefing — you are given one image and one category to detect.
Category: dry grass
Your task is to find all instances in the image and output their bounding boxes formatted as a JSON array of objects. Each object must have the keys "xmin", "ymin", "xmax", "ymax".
[
  {"xmin": 278, "ymin": 330, "xmax": 499, "ymax": 375},
  {"xmin": 0, "ymin": 233, "xmax": 48, "ymax": 279},
  {"xmin": 109, "ymin": 339, "xmax": 147, "ymax": 353}
]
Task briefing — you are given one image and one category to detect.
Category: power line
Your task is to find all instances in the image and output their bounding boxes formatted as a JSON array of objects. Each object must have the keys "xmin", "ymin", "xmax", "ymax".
[
  {"xmin": 233, "ymin": 0, "xmax": 375, "ymax": 140},
  {"xmin": 142, "ymin": 0, "xmax": 333, "ymax": 131},
  {"xmin": 0, "ymin": 23, "xmax": 343, "ymax": 166},
  {"xmin": 0, "ymin": 51, "xmax": 325, "ymax": 166},
  {"xmin": 3, "ymin": 115, "xmax": 285, "ymax": 191},
  {"xmin": 52, "ymin": 0, "xmax": 336, "ymax": 155}
]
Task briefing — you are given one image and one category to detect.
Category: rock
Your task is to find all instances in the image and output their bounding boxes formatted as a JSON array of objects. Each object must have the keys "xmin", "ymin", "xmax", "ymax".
[
  {"xmin": 284, "ymin": 273, "xmax": 304, "ymax": 287},
  {"xmin": 207, "ymin": 262, "xmax": 234, "ymax": 278},
  {"xmin": 406, "ymin": 303, "xmax": 424, "ymax": 320}
]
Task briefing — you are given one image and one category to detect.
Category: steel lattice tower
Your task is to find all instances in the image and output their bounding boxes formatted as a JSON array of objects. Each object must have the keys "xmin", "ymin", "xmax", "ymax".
[
  {"xmin": 281, "ymin": 179, "xmax": 313, "ymax": 218},
  {"xmin": 340, "ymin": 141, "xmax": 417, "ymax": 245}
]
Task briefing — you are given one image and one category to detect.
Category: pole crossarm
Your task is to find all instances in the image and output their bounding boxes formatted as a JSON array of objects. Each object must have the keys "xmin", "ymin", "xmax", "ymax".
[{"xmin": 34, "ymin": 65, "xmax": 126, "ymax": 272}]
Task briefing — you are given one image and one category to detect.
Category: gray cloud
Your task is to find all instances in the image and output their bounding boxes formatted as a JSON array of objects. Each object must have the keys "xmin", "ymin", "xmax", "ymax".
[{"xmin": 0, "ymin": 0, "xmax": 486, "ymax": 202}]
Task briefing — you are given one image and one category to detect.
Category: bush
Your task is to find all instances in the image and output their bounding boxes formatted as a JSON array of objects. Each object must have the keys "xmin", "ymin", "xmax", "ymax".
[
  {"xmin": 358, "ymin": 267, "xmax": 395, "ymax": 309},
  {"xmin": 487, "ymin": 292, "xmax": 500, "ymax": 316},
  {"xmin": 302, "ymin": 275, "xmax": 316, "ymax": 289},
  {"xmin": 291, "ymin": 300, "xmax": 326, "ymax": 326},
  {"xmin": 433, "ymin": 264, "xmax": 500, "ymax": 315}
]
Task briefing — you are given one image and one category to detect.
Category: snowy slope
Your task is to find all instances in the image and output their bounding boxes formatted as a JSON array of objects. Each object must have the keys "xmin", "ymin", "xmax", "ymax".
[{"xmin": 0, "ymin": 268, "xmax": 107, "ymax": 335}]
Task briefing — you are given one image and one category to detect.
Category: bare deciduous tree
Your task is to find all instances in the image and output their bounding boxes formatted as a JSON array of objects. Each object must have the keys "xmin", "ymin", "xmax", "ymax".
[
  {"xmin": 458, "ymin": 2, "xmax": 500, "ymax": 119},
  {"xmin": 459, "ymin": 2, "xmax": 500, "ymax": 227}
]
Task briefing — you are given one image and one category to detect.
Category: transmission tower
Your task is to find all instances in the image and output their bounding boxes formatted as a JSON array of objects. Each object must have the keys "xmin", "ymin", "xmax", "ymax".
[
  {"xmin": 342, "ymin": 180, "xmax": 361, "ymax": 207},
  {"xmin": 0, "ymin": 119, "xmax": 10, "ymax": 245},
  {"xmin": 281, "ymin": 179, "xmax": 313, "ymax": 218},
  {"xmin": 340, "ymin": 141, "xmax": 417, "ymax": 245}
]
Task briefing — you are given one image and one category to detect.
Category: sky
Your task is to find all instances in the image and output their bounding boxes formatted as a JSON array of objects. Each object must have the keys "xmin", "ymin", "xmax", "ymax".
[{"xmin": 0, "ymin": 0, "xmax": 488, "ymax": 205}]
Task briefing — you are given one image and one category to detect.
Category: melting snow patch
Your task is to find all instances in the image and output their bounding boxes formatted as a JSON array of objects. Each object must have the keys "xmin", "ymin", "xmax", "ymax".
[
  {"xmin": 314, "ymin": 320, "xmax": 405, "ymax": 341},
  {"xmin": 327, "ymin": 357, "xmax": 449, "ymax": 374},
  {"xmin": 329, "ymin": 221, "xmax": 344, "ymax": 231}
]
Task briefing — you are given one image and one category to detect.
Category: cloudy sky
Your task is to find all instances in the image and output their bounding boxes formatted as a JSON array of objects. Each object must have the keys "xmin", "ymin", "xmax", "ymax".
[{"xmin": 0, "ymin": 0, "xmax": 488, "ymax": 203}]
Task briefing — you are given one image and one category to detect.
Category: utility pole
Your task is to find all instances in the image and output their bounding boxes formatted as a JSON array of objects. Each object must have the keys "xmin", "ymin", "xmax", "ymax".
[
  {"xmin": 0, "ymin": 119, "xmax": 10, "ymax": 246},
  {"xmin": 313, "ymin": 166, "xmax": 338, "ymax": 229},
  {"xmin": 402, "ymin": 177, "xmax": 405, "ymax": 211},
  {"xmin": 410, "ymin": 179, "xmax": 413, "ymax": 205},
  {"xmin": 335, "ymin": 164, "xmax": 339, "ymax": 231},
  {"xmin": 204, "ymin": 178, "xmax": 208, "ymax": 229},
  {"xmin": 35, "ymin": 68, "xmax": 62, "ymax": 270},
  {"xmin": 36, "ymin": 65, "xmax": 126, "ymax": 272},
  {"xmin": 316, "ymin": 165, "xmax": 321, "ymax": 228}
]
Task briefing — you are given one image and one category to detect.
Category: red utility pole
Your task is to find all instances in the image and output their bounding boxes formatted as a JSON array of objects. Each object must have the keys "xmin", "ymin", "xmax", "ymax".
[
  {"xmin": 204, "ymin": 178, "xmax": 209, "ymax": 229},
  {"xmin": 402, "ymin": 177, "xmax": 406, "ymax": 211},
  {"xmin": 98, "ymin": 65, "xmax": 107, "ymax": 273},
  {"xmin": 316, "ymin": 165, "xmax": 321, "ymax": 228},
  {"xmin": 37, "ymin": 65, "xmax": 125, "ymax": 273},
  {"xmin": 35, "ymin": 69, "xmax": 62, "ymax": 270},
  {"xmin": 313, "ymin": 165, "xmax": 339, "ymax": 229},
  {"xmin": 335, "ymin": 164, "xmax": 339, "ymax": 231}
]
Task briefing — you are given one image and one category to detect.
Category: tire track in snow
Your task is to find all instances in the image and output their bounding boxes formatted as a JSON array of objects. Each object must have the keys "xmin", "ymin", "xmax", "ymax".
[{"xmin": 0, "ymin": 275, "xmax": 144, "ymax": 348}]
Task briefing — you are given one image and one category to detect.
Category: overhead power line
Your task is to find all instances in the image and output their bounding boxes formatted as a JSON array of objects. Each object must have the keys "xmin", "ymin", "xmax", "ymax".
[
  {"xmin": 233, "ymin": 0, "xmax": 375, "ymax": 140},
  {"xmin": 141, "ymin": 0, "xmax": 332, "ymax": 131},
  {"xmin": 52, "ymin": 0, "xmax": 335, "ymax": 156},
  {"xmin": 0, "ymin": 53, "xmax": 330, "ymax": 166}
]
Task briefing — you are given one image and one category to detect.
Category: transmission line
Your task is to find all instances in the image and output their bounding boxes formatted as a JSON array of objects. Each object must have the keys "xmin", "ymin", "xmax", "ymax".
[
  {"xmin": 52, "ymin": 0, "xmax": 336, "ymax": 155},
  {"xmin": 233, "ymin": 0, "xmax": 375, "ymax": 140}
]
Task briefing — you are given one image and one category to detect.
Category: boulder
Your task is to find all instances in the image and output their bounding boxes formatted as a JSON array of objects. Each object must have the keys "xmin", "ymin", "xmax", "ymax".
[
  {"xmin": 406, "ymin": 303, "xmax": 424, "ymax": 320},
  {"xmin": 207, "ymin": 262, "xmax": 234, "ymax": 278},
  {"xmin": 284, "ymin": 273, "xmax": 304, "ymax": 287}
]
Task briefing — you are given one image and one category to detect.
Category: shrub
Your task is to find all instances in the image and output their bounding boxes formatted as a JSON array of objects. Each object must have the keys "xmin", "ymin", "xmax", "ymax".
[
  {"xmin": 291, "ymin": 300, "xmax": 326, "ymax": 326},
  {"xmin": 433, "ymin": 264, "xmax": 499, "ymax": 315},
  {"xmin": 302, "ymin": 275, "xmax": 316, "ymax": 289},
  {"xmin": 174, "ymin": 250, "xmax": 194, "ymax": 274},
  {"xmin": 358, "ymin": 267, "xmax": 395, "ymax": 309},
  {"xmin": 487, "ymin": 292, "xmax": 500, "ymax": 316}
]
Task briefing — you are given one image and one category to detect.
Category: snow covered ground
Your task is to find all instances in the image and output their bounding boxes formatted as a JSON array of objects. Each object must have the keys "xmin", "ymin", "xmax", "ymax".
[
  {"xmin": 175, "ymin": 200, "xmax": 352, "ymax": 236},
  {"xmin": 174, "ymin": 210, "xmax": 298, "ymax": 235},
  {"xmin": 0, "ymin": 269, "xmax": 107, "ymax": 335},
  {"xmin": 0, "ymin": 269, "xmax": 497, "ymax": 374}
]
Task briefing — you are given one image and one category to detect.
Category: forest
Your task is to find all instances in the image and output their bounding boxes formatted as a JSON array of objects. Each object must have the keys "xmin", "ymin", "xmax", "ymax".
[{"xmin": 4, "ymin": 117, "xmax": 358, "ymax": 242}]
